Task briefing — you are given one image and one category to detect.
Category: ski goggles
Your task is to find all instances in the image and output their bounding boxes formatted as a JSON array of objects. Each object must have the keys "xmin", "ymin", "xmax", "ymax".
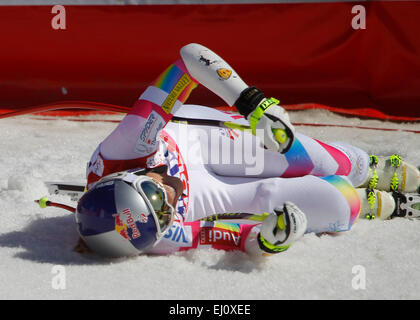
[{"xmin": 121, "ymin": 168, "xmax": 175, "ymax": 237}]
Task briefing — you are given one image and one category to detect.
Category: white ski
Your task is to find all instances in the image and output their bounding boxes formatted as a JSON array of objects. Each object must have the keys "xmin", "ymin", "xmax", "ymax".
[{"xmin": 45, "ymin": 181, "xmax": 86, "ymax": 201}]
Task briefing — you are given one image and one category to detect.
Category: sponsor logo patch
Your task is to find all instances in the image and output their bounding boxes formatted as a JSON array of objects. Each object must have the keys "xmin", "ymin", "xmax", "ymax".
[
  {"xmin": 113, "ymin": 208, "xmax": 145, "ymax": 240},
  {"xmin": 161, "ymin": 73, "xmax": 192, "ymax": 114},
  {"xmin": 217, "ymin": 68, "xmax": 232, "ymax": 80},
  {"xmin": 200, "ymin": 226, "xmax": 241, "ymax": 247},
  {"xmin": 163, "ymin": 224, "xmax": 192, "ymax": 246},
  {"xmin": 135, "ymin": 111, "xmax": 165, "ymax": 154}
]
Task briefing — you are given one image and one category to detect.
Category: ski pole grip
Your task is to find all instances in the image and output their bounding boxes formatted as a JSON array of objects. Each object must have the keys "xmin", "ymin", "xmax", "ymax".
[{"xmin": 36, "ymin": 197, "xmax": 50, "ymax": 208}]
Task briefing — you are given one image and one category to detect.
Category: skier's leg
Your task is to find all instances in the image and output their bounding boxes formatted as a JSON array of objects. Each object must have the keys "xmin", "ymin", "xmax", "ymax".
[
  {"xmin": 189, "ymin": 170, "xmax": 361, "ymax": 234},
  {"xmin": 199, "ymin": 124, "xmax": 420, "ymax": 192},
  {"xmin": 199, "ymin": 125, "xmax": 364, "ymax": 184}
]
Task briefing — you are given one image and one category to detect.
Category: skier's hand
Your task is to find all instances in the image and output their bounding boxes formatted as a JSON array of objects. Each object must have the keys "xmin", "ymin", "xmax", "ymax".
[
  {"xmin": 248, "ymin": 98, "xmax": 295, "ymax": 154},
  {"xmin": 258, "ymin": 202, "xmax": 307, "ymax": 254}
]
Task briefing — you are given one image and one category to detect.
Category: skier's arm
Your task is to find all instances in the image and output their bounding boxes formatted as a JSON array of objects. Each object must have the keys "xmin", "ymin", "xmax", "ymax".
[
  {"xmin": 148, "ymin": 203, "xmax": 307, "ymax": 256},
  {"xmin": 180, "ymin": 43, "xmax": 295, "ymax": 153},
  {"xmin": 147, "ymin": 219, "xmax": 260, "ymax": 255}
]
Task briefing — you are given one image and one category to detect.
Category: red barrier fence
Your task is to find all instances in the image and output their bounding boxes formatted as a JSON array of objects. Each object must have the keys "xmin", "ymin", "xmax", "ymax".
[{"xmin": 0, "ymin": 2, "xmax": 419, "ymax": 118}]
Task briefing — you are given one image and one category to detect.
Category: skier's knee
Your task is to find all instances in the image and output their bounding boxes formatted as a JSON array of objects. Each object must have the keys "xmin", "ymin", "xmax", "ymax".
[{"xmin": 321, "ymin": 175, "xmax": 361, "ymax": 231}]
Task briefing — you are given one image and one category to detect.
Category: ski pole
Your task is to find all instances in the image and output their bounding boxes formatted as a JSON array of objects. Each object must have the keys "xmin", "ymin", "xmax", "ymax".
[
  {"xmin": 171, "ymin": 116, "xmax": 288, "ymax": 144},
  {"xmin": 200, "ymin": 212, "xmax": 270, "ymax": 222},
  {"xmin": 35, "ymin": 197, "xmax": 270, "ymax": 222},
  {"xmin": 35, "ymin": 197, "xmax": 76, "ymax": 213}
]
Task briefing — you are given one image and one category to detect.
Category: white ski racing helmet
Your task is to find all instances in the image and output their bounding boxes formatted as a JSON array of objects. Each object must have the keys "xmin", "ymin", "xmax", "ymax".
[{"xmin": 76, "ymin": 168, "xmax": 175, "ymax": 258}]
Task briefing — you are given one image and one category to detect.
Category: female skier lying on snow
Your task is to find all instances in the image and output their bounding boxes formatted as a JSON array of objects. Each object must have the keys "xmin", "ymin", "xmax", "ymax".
[{"xmin": 74, "ymin": 43, "xmax": 420, "ymax": 258}]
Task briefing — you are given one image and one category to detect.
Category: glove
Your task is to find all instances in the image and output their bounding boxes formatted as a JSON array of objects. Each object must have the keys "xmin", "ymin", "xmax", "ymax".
[
  {"xmin": 258, "ymin": 202, "xmax": 307, "ymax": 254},
  {"xmin": 234, "ymin": 87, "xmax": 295, "ymax": 154},
  {"xmin": 248, "ymin": 97, "xmax": 295, "ymax": 154}
]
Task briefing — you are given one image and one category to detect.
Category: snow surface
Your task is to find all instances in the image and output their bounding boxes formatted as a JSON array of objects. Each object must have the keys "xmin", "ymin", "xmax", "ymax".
[{"xmin": 0, "ymin": 109, "xmax": 419, "ymax": 300}]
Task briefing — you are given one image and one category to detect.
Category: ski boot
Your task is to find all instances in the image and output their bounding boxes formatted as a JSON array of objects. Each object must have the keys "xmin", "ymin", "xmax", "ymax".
[
  {"xmin": 356, "ymin": 188, "xmax": 396, "ymax": 220},
  {"xmin": 357, "ymin": 188, "xmax": 420, "ymax": 220},
  {"xmin": 360, "ymin": 154, "xmax": 420, "ymax": 193},
  {"xmin": 390, "ymin": 191, "xmax": 420, "ymax": 219}
]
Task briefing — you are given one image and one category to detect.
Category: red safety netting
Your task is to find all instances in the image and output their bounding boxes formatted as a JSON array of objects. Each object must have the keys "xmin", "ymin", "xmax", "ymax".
[
  {"xmin": 0, "ymin": 2, "xmax": 419, "ymax": 118},
  {"xmin": 1, "ymin": 101, "xmax": 419, "ymax": 126}
]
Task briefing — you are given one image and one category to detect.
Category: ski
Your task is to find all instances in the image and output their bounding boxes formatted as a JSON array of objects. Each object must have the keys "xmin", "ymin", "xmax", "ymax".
[{"xmin": 45, "ymin": 181, "xmax": 86, "ymax": 201}]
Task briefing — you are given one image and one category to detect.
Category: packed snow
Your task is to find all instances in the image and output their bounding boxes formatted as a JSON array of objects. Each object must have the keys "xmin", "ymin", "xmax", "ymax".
[{"xmin": 0, "ymin": 107, "xmax": 419, "ymax": 300}]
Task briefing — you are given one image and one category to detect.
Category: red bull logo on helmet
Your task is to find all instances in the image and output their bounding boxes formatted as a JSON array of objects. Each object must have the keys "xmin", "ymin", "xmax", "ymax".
[{"xmin": 113, "ymin": 208, "xmax": 143, "ymax": 240}]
